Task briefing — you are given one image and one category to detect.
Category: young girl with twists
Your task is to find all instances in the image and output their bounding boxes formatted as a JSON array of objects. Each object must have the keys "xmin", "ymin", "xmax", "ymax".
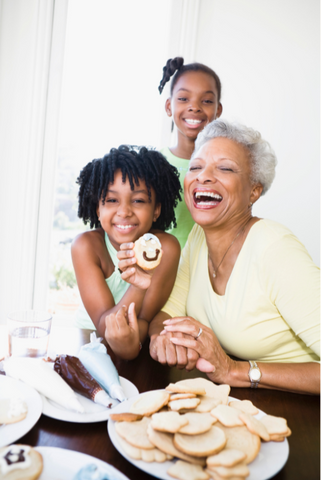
[
  {"xmin": 158, "ymin": 57, "xmax": 223, "ymax": 248},
  {"xmin": 71, "ymin": 145, "xmax": 181, "ymax": 359}
]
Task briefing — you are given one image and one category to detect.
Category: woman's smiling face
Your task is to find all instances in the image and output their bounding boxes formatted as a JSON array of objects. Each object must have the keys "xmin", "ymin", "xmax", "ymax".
[
  {"xmin": 97, "ymin": 170, "xmax": 161, "ymax": 250},
  {"xmin": 184, "ymin": 137, "xmax": 262, "ymax": 228}
]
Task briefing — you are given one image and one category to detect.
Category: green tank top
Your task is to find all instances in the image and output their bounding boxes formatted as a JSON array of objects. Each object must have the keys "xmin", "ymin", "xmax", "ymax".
[
  {"xmin": 74, "ymin": 232, "xmax": 130, "ymax": 329},
  {"xmin": 160, "ymin": 147, "xmax": 194, "ymax": 249}
]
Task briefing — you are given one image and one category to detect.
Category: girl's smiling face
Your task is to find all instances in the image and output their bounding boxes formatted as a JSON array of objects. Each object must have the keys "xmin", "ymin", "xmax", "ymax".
[
  {"xmin": 96, "ymin": 170, "xmax": 161, "ymax": 250},
  {"xmin": 184, "ymin": 137, "xmax": 263, "ymax": 229},
  {"xmin": 166, "ymin": 71, "xmax": 222, "ymax": 144}
]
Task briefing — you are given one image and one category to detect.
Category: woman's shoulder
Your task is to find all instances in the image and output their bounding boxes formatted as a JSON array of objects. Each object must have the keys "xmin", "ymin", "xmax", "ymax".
[
  {"xmin": 251, "ymin": 219, "xmax": 303, "ymax": 246},
  {"xmin": 249, "ymin": 219, "xmax": 314, "ymax": 262}
]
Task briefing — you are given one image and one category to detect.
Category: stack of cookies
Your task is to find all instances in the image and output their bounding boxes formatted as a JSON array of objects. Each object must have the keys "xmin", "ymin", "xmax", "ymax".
[{"xmin": 110, "ymin": 377, "xmax": 291, "ymax": 480}]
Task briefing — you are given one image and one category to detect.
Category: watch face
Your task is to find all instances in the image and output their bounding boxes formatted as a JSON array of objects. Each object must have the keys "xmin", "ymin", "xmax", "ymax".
[{"xmin": 251, "ymin": 368, "xmax": 261, "ymax": 381}]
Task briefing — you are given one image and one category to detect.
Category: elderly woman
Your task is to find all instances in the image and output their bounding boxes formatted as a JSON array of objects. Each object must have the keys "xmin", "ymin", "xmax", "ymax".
[{"xmin": 148, "ymin": 119, "xmax": 320, "ymax": 395}]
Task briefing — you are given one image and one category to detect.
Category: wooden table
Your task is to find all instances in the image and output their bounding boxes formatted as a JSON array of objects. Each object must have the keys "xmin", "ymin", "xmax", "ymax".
[{"xmin": 5, "ymin": 326, "xmax": 321, "ymax": 480}]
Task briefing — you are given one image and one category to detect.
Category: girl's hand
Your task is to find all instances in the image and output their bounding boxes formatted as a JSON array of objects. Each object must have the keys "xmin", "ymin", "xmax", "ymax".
[
  {"xmin": 117, "ymin": 243, "xmax": 154, "ymax": 290},
  {"xmin": 104, "ymin": 303, "xmax": 140, "ymax": 359},
  {"xmin": 163, "ymin": 317, "xmax": 236, "ymax": 384}
]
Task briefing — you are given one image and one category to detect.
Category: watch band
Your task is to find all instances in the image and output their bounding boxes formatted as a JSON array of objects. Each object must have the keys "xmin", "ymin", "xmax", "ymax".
[{"xmin": 248, "ymin": 360, "xmax": 261, "ymax": 388}]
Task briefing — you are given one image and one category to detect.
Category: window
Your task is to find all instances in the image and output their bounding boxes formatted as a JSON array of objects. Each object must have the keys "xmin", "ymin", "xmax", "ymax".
[{"xmin": 47, "ymin": 0, "xmax": 172, "ymax": 323}]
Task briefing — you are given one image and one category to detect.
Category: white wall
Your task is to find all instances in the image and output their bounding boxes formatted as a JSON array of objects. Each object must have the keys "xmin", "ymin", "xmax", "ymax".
[{"xmin": 193, "ymin": 0, "xmax": 320, "ymax": 265}]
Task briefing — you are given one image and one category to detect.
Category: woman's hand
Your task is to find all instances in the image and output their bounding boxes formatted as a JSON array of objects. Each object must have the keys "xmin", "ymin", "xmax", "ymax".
[
  {"xmin": 104, "ymin": 302, "xmax": 140, "ymax": 359},
  {"xmin": 150, "ymin": 330, "xmax": 200, "ymax": 371},
  {"xmin": 163, "ymin": 317, "xmax": 236, "ymax": 384},
  {"xmin": 117, "ymin": 242, "xmax": 156, "ymax": 290}
]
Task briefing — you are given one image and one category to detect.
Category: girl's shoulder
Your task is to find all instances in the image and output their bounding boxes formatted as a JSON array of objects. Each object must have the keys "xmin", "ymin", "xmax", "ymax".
[
  {"xmin": 150, "ymin": 230, "xmax": 181, "ymax": 255},
  {"xmin": 71, "ymin": 228, "xmax": 105, "ymax": 254}
]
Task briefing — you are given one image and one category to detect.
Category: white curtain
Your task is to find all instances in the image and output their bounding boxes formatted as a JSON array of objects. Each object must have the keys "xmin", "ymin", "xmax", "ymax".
[{"xmin": 0, "ymin": 0, "xmax": 68, "ymax": 323}]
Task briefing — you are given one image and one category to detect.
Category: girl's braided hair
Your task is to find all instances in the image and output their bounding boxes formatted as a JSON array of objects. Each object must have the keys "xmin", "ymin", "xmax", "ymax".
[
  {"xmin": 76, "ymin": 145, "xmax": 182, "ymax": 231},
  {"xmin": 158, "ymin": 56, "xmax": 222, "ymax": 102}
]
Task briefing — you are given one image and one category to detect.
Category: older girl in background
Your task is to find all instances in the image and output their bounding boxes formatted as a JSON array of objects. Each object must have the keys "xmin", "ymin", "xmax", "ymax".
[{"xmin": 158, "ymin": 57, "xmax": 223, "ymax": 248}]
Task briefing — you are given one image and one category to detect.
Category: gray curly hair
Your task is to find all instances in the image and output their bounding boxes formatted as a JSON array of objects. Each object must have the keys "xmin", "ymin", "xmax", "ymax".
[{"xmin": 193, "ymin": 119, "xmax": 277, "ymax": 195}]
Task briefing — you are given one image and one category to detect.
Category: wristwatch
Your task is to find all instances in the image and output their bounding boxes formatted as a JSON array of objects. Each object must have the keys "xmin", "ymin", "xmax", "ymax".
[{"xmin": 248, "ymin": 360, "xmax": 261, "ymax": 388}]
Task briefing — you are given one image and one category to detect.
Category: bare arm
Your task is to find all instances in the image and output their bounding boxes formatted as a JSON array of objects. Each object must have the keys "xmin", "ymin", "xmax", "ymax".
[
  {"xmin": 71, "ymin": 231, "xmax": 148, "ymax": 337},
  {"xmin": 165, "ymin": 318, "xmax": 320, "ymax": 395}
]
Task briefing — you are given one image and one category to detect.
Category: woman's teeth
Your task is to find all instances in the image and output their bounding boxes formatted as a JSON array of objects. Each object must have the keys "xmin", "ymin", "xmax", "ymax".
[{"xmin": 194, "ymin": 191, "xmax": 222, "ymax": 204}]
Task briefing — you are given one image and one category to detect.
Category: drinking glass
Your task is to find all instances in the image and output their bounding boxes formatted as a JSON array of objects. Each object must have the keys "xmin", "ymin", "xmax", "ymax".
[{"xmin": 7, "ymin": 310, "xmax": 52, "ymax": 358}]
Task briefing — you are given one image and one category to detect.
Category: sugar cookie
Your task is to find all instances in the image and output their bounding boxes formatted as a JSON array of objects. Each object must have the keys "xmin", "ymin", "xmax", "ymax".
[
  {"xmin": 207, "ymin": 449, "xmax": 246, "ymax": 467},
  {"xmin": 169, "ymin": 378, "xmax": 230, "ymax": 403},
  {"xmin": 167, "ymin": 460, "xmax": 210, "ymax": 480},
  {"xmin": 207, "ymin": 463, "xmax": 250, "ymax": 478},
  {"xmin": 115, "ymin": 433, "xmax": 172, "ymax": 462},
  {"xmin": 178, "ymin": 413, "xmax": 216, "ymax": 435},
  {"xmin": 215, "ymin": 423, "xmax": 261, "ymax": 464},
  {"xmin": 174, "ymin": 426, "xmax": 227, "ymax": 457},
  {"xmin": 0, "ymin": 398, "xmax": 28, "ymax": 425},
  {"xmin": 228, "ymin": 400, "xmax": 259, "ymax": 416},
  {"xmin": 147, "ymin": 424, "xmax": 206, "ymax": 466},
  {"xmin": 238, "ymin": 412, "xmax": 270, "ymax": 442},
  {"xmin": 109, "ymin": 412, "xmax": 143, "ymax": 422},
  {"xmin": 210, "ymin": 405, "xmax": 244, "ymax": 427},
  {"xmin": 169, "ymin": 398, "xmax": 201, "ymax": 412},
  {"xmin": 115, "ymin": 417, "xmax": 154, "ymax": 449},
  {"xmin": 195, "ymin": 396, "xmax": 222, "ymax": 413},
  {"xmin": 151, "ymin": 411, "xmax": 189, "ymax": 433},
  {"xmin": 134, "ymin": 233, "xmax": 162, "ymax": 270},
  {"xmin": 170, "ymin": 393, "xmax": 197, "ymax": 401},
  {"xmin": 0, "ymin": 445, "xmax": 43, "ymax": 480},
  {"xmin": 129, "ymin": 390, "xmax": 170, "ymax": 416},
  {"xmin": 259, "ymin": 414, "xmax": 290, "ymax": 435},
  {"xmin": 166, "ymin": 383, "xmax": 206, "ymax": 396}
]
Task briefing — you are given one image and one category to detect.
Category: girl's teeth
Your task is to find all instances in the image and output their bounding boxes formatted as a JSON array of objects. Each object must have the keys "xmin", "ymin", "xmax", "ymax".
[
  {"xmin": 116, "ymin": 225, "xmax": 133, "ymax": 230},
  {"xmin": 185, "ymin": 119, "xmax": 202, "ymax": 125}
]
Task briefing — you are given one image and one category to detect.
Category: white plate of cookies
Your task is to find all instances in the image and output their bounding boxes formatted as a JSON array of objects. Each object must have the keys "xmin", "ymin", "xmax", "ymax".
[
  {"xmin": 0, "ymin": 376, "xmax": 43, "ymax": 448},
  {"xmin": 108, "ymin": 378, "xmax": 290, "ymax": 480},
  {"xmin": 0, "ymin": 444, "xmax": 130, "ymax": 480}
]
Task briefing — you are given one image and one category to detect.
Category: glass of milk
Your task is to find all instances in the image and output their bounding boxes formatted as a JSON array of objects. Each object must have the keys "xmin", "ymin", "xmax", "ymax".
[{"xmin": 7, "ymin": 310, "xmax": 52, "ymax": 358}]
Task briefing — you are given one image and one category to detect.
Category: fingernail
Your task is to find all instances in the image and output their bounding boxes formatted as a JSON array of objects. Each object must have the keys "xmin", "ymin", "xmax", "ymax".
[
  {"xmin": 159, "ymin": 329, "xmax": 166, "ymax": 335},
  {"xmin": 163, "ymin": 320, "xmax": 171, "ymax": 325}
]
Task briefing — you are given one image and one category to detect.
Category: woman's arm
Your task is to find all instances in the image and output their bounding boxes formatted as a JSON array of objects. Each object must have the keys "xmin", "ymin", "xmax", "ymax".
[{"xmin": 164, "ymin": 318, "xmax": 320, "ymax": 395}]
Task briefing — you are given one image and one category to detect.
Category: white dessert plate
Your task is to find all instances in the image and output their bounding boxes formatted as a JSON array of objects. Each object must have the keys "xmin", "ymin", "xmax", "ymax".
[
  {"xmin": 41, "ymin": 376, "xmax": 138, "ymax": 423},
  {"xmin": 36, "ymin": 446, "xmax": 129, "ymax": 480},
  {"xmin": 0, "ymin": 375, "xmax": 43, "ymax": 448},
  {"xmin": 108, "ymin": 392, "xmax": 289, "ymax": 480}
]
